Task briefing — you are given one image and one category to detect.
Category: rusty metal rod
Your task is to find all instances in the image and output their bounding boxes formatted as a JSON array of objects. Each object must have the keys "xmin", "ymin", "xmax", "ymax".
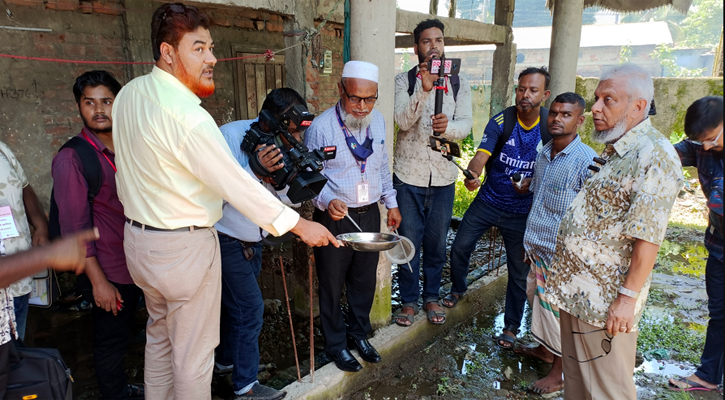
[
  {"xmin": 309, "ymin": 257, "xmax": 315, "ymax": 382},
  {"xmin": 489, "ymin": 227, "xmax": 495, "ymax": 274},
  {"xmin": 279, "ymin": 256, "xmax": 301, "ymax": 382}
]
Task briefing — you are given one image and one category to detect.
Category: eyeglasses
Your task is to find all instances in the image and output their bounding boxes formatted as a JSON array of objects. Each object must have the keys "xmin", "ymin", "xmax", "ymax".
[
  {"xmin": 568, "ymin": 329, "xmax": 613, "ymax": 363},
  {"xmin": 341, "ymin": 82, "xmax": 378, "ymax": 105},
  {"xmin": 687, "ymin": 127, "xmax": 722, "ymax": 146}
]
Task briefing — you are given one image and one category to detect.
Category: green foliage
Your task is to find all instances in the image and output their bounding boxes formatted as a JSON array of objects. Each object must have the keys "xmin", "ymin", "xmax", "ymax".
[
  {"xmin": 620, "ymin": 0, "xmax": 722, "ymax": 49},
  {"xmin": 668, "ymin": 132, "xmax": 692, "ymax": 178},
  {"xmin": 452, "ymin": 132, "xmax": 478, "ymax": 218},
  {"xmin": 657, "ymin": 240, "xmax": 708, "ymax": 278},
  {"xmin": 637, "ymin": 309, "xmax": 706, "ymax": 364},
  {"xmin": 652, "ymin": 44, "xmax": 707, "ymax": 77},
  {"xmin": 680, "ymin": 0, "xmax": 724, "ymax": 48},
  {"xmin": 453, "ymin": 174, "xmax": 477, "ymax": 218},
  {"xmin": 619, "ymin": 44, "xmax": 633, "ymax": 64}
]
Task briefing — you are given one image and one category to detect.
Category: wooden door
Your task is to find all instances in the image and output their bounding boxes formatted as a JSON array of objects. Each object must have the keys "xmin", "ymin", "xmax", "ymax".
[{"xmin": 235, "ymin": 52, "xmax": 286, "ymax": 120}]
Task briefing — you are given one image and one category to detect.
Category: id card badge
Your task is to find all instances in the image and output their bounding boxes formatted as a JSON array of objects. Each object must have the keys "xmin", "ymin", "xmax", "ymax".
[
  {"xmin": 0, "ymin": 206, "xmax": 20, "ymax": 239},
  {"xmin": 356, "ymin": 181, "xmax": 370, "ymax": 204}
]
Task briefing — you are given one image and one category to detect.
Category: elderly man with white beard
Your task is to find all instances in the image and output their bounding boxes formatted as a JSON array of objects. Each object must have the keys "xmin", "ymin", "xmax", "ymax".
[
  {"xmin": 546, "ymin": 64, "xmax": 684, "ymax": 400},
  {"xmin": 304, "ymin": 61, "xmax": 401, "ymax": 373}
]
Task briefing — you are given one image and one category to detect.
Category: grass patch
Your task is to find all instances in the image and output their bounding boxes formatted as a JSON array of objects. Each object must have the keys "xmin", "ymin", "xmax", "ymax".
[{"xmin": 637, "ymin": 309, "xmax": 706, "ymax": 364}]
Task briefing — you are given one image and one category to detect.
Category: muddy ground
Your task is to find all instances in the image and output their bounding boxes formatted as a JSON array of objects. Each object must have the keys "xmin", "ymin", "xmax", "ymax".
[{"xmin": 25, "ymin": 180, "xmax": 721, "ymax": 399}]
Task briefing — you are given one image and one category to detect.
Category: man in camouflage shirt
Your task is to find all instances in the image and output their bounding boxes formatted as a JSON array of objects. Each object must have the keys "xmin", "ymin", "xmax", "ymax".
[{"xmin": 547, "ymin": 64, "xmax": 684, "ymax": 400}]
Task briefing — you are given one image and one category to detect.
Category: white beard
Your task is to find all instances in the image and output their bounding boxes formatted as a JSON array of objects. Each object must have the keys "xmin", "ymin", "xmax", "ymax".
[
  {"xmin": 341, "ymin": 108, "xmax": 373, "ymax": 132},
  {"xmin": 593, "ymin": 115, "xmax": 629, "ymax": 144}
]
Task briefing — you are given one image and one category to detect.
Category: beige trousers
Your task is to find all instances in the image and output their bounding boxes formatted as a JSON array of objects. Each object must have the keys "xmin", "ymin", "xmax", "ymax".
[
  {"xmin": 124, "ymin": 224, "xmax": 221, "ymax": 400},
  {"xmin": 559, "ymin": 310, "xmax": 638, "ymax": 400}
]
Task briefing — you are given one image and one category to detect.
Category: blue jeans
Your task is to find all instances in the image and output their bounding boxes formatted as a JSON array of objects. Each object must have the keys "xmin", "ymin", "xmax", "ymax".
[
  {"xmin": 394, "ymin": 175, "xmax": 455, "ymax": 305},
  {"xmin": 12, "ymin": 294, "xmax": 29, "ymax": 341},
  {"xmin": 695, "ymin": 253, "xmax": 723, "ymax": 385},
  {"xmin": 217, "ymin": 235, "xmax": 264, "ymax": 394},
  {"xmin": 449, "ymin": 198, "xmax": 530, "ymax": 332}
]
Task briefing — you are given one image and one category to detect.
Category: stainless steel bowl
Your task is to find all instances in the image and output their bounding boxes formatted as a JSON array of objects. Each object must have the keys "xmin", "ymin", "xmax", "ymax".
[{"xmin": 336, "ymin": 232, "xmax": 402, "ymax": 252}]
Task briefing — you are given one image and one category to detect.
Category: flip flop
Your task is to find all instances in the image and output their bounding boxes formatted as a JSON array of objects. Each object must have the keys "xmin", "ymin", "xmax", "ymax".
[
  {"xmin": 668, "ymin": 378, "xmax": 718, "ymax": 392},
  {"xmin": 394, "ymin": 304, "xmax": 417, "ymax": 327},
  {"xmin": 441, "ymin": 293, "xmax": 463, "ymax": 308},
  {"xmin": 496, "ymin": 332, "xmax": 516, "ymax": 350},
  {"xmin": 527, "ymin": 382, "xmax": 563, "ymax": 398},
  {"xmin": 425, "ymin": 302, "xmax": 446, "ymax": 325}
]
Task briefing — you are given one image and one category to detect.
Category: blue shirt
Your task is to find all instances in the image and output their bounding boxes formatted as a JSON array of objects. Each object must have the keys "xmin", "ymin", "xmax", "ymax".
[
  {"xmin": 214, "ymin": 119, "xmax": 295, "ymax": 242},
  {"xmin": 476, "ymin": 111, "xmax": 541, "ymax": 214},
  {"xmin": 523, "ymin": 136, "xmax": 597, "ymax": 265},
  {"xmin": 304, "ymin": 104, "xmax": 397, "ymax": 211},
  {"xmin": 675, "ymin": 141, "xmax": 723, "ymax": 261}
]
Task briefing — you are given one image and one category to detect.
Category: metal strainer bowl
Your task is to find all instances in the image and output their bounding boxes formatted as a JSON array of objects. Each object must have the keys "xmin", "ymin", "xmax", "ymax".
[
  {"xmin": 383, "ymin": 235, "xmax": 415, "ymax": 264},
  {"xmin": 336, "ymin": 232, "xmax": 401, "ymax": 252}
]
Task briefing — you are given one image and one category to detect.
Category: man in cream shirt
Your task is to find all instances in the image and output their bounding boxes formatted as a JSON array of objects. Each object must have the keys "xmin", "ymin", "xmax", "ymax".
[{"xmin": 112, "ymin": 4, "xmax": 336, "ymax": 400}]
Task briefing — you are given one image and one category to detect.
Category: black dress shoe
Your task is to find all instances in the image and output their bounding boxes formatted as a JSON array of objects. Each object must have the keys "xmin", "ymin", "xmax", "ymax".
[
  {"xmin": 348, "ymin": 337, "xmax": 382, "ymax": 363},
  {"xmin": 327, "ymin": 349, "xmax": 363, "ymax": 372}
]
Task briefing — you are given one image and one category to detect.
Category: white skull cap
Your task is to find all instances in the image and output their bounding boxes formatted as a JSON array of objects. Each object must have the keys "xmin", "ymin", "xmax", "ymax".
[{"xmin": 342, "ymin": 61, "xmax": 379, "ymax": 83}]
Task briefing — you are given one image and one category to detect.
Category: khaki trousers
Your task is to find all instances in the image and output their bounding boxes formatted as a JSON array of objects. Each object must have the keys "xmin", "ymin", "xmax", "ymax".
[
  {"xmin": 124, "ymin": 224, "xmax": 221, "ymax": 400},
  {"xmin": 559, "ymin": 310, "xmax": 638, "ymax": 400}
]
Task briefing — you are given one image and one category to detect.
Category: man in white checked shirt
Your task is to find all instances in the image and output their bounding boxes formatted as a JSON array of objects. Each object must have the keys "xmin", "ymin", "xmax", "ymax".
[
  {"xmin": 304, "ymin": 61, "xmax": 401, "ymax": 373},
  {"xmin": 513, "ymin": 93, "xmax": 596, "ymax": 396}
]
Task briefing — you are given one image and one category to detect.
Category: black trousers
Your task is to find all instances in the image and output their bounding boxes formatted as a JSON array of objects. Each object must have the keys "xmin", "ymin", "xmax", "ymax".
[
  {"xmin": 313, "ymin": 206, "xmax": 380, "ymax": 354},
  {"xmin": 78, "ymin": 274, "xmax": 141, "ymax": 399},
  {"xmin": 0, "ymin": 341, "xmax": 9, "ymax": 399}
]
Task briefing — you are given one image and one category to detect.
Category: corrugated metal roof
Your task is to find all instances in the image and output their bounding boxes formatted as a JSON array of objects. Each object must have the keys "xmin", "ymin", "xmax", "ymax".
[{"xmin": 396, "ymin": 21, "xmax": 674, "ymax": 53}]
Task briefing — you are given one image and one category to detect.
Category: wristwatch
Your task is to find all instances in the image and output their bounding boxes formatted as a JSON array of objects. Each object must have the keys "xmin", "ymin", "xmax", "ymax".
[{"xmin": 618, "ymin": 286, "xmax": 640, "ymax": 299}]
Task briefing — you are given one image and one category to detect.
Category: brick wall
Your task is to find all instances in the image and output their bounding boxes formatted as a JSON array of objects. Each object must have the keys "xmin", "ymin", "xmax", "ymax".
[
  {"xmin": 0, "ymin": 0, "xmax": 290, "ymax": 207},
  {"xmin": 305, "ymin": 20, "xmax": 344, "ymax": 114}
]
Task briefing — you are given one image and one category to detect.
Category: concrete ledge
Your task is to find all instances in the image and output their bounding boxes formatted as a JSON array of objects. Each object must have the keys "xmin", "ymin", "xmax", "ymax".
[
  {"xmin": 395, "ymin": 9, "xmax": 508, "ymax": 48},
  {"xmin": 281, "ymin": 269, "xmax": 509, "ymax": 400}
]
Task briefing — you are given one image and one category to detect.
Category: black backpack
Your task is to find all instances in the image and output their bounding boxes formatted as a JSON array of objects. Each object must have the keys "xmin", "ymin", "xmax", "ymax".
[
  {"xmin": 48, "ymin": 137, "xmax": 102, "ymax": 240},
  {"xmin": 485, "ymin": 106, "xmax": 552, "ymax": 175},
  {"xmin": 406, "ymin": 67, "xmax": 461, "ymax": 102},
  {"xmin": 5, "ymin": 341, "xmax": 73, "ymax": 399}
]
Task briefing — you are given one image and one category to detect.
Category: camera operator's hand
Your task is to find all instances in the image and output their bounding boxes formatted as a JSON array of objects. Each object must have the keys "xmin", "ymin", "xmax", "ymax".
[
  {"xmin": 290, "ymin": 218, "xmax": 340, "ymax": 248},
  {"xmin": 387, "ymin": 208, "xmax": 402, "ymax": 230},
  {"xmin": 255, "ymin": 144, "xmax": 285, "ymax": 180},
  {"xmin": 418, "ymin": 55, "xmax": 438, "ymax": 93},
  {"xmin": 327, "ymin": 199, "xmax": 348, "ymax": 221},
  {"xmin": 431, "ymin": 113, "xmax": 449, "ymax": 134}
]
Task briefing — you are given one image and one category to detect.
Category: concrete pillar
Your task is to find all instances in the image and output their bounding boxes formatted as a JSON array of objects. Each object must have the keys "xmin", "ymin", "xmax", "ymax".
[
  {"xmin": 489, "ymin": 0, "xmax": 516, "ymax": 116},
  {"xmin": 349, "ymin": 0, "xmax": 396, "ymax": 330},
  {"xmin": 547, "ymin": 0, "xmax": 584, "ymax": 105}
]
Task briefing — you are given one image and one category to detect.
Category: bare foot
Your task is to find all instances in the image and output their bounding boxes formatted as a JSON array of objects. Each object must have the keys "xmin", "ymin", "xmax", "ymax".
[
  {"xmin": 515, "ymin": 344, "xmax": 555, "ymax": 364},
  {"xmin": 528, "ymin": 373, "xmax": 564, "ymax": 395},
  {"xmin": 668, "ymin": 374, "xmax": 718, "ymax": 390}
]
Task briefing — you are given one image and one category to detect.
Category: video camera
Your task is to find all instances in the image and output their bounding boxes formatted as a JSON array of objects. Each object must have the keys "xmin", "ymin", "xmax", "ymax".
[{"xmin": 241, "ymin": 105, "xmax": 337, "ymax": 203}]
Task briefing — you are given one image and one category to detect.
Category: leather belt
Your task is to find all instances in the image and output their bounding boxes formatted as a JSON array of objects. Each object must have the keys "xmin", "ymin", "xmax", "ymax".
[
  {"xmin": 126, "ymin": 218, "xmax": 206, "ymax": 233},
  {"xmin": 217, "ymin": 232, "xmax": 260, "ymax": 248},
  {"xmin": 348, "ymin": 204, "xmax": 374, "ymax": 214}
]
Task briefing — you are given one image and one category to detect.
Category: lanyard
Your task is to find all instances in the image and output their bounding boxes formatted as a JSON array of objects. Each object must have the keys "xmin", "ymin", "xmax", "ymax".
[
  {"xmin": 82, "ymin": 131, "xmax": 116, "ymax": 172},
  {"xmin": 335, "ymin": 103, "xmax": 373, "ymax": 175}
]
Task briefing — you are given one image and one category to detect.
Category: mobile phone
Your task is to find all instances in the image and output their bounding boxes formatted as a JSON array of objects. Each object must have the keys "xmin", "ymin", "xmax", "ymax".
[
  {"xmin": 428, "ymin": 58, "xmax": 461, "ymax": 76},
  {"xmin": 429, "ymin": 136, "xmax": 462, "ymax": 158}
]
